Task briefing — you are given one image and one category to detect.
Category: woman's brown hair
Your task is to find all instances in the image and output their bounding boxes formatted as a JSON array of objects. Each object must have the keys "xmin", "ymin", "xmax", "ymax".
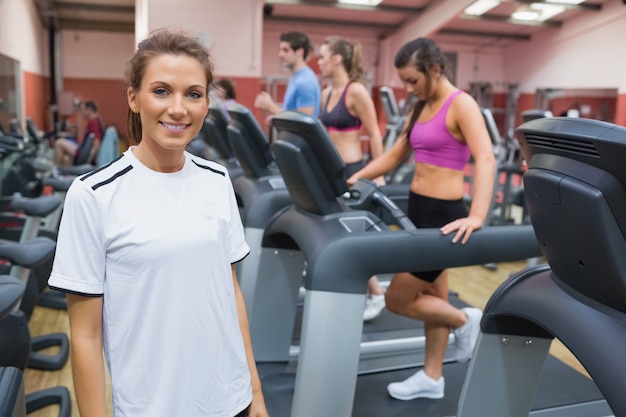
[{"xmin": 394, "ymin": 37, "xmax": 450, "ymax": 137}]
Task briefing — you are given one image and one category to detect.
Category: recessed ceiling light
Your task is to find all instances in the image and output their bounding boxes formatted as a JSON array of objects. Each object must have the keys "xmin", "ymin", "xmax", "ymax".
[
  {"xmin": 338, "ymin": 0, "xmax": 384, "ymax": 6},
  {"xmin": 548, "ymin": 0, "xmax": 584, "ymax": 4},
  {"xmin": 511, "ymin": 10, "xmax": 541, "ymax": 20},
  {"xmin": 464, "ymin": 0, "xmax": 500, "ymax": 16},
  {"xmin": 531, "ymin": 3, "xmax": 566, "ymax": 21}
]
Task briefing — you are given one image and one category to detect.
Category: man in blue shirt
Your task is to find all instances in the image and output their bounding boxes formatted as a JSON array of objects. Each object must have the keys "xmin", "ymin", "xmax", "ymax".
[{"xmin": 255, "ymin": 31, "xmax": 321, "ymax": 118}]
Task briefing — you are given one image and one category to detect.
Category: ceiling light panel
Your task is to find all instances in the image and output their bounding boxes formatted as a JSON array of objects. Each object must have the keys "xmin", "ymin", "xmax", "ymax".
[
  {"xmin": 548, "ymin": 0, "xmax": 584, "ymax": 4},
  {"xmin": 511, "ymin": 10, "xmax": 540, "ymax": 20},
  {"xmin": 338, "ymin": 0, "xmax": 384, "ymax": 6},
  {"xmin": 464, "ymin": 0, "xmax": 500, "ymax": 16},
  {"xmin": 531, "ymin": 3, "xmax": 566, "ymax": 21}
]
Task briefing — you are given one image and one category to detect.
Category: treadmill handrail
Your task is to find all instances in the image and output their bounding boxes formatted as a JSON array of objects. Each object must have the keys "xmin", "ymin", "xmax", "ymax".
[{"xmin": 263, "ymin": 206, "xmax": 540, "ymax": 293}]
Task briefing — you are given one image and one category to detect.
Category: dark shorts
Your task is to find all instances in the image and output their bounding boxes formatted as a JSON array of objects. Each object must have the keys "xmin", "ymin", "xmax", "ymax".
[
  {"xmin": 408, "ymin": 192, "xmax": 468, "ymax": 282},
  {"xmin": 234, "ymin": 404, "xmax": 250, "ymax": 417},
  {"xmin": 344, "ymin": 160, "xmax": 366, "ymax": 180}
]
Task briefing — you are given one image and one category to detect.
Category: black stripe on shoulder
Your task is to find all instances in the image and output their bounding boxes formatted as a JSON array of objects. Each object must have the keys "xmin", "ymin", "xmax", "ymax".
[
  {"xmin": 80, "ymin": 154, "xmax": 125, "ymax": 181},
  {"xmin": 192, "ymin": 160, "xmax": 225, "ymax": 176},
  {"xmin": 90, "ymin": 165, "xmax": 134, "ymax": 190},
  {"xmin": 232, "ymin": 250, "xmax": 251, "ymax": 264},
  {"xmin": 49, "ymin": 285, "xmax": 103, "ymax": 298}
]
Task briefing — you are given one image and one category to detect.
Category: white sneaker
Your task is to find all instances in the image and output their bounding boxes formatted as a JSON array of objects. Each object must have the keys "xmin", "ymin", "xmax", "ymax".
[
  {"xmin": 453, "ymin": 307, "xmax": 483, "ymax": 363},
  {"xmin": 363, "ymin": 294, "xmax": 385, "ymax": 321},
  {"xmin": 387, "ymin": 369, "xmax": 444, "ymax": 400}
]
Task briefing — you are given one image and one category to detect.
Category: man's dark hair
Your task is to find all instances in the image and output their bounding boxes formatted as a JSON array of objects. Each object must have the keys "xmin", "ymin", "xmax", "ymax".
[
  {"xmin": 215, "ymin": 79, "xmax": 236, "ymax": 100},
  {"xmin": 84, "ymin": 100, "xmax": 98, "ymax": 112},
  {"xmin": 280, "ymin": 31, "xmax": 312, "ymax": 60}
]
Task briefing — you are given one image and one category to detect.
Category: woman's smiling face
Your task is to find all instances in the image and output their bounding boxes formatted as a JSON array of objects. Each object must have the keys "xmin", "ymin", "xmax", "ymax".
[{"xmin": 127, "ymin": 53, "xmax": 209, "ymax": 152}]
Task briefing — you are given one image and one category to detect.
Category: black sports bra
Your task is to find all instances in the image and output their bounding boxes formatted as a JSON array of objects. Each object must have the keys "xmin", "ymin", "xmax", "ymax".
[{"xmin": 319, "ymin": 83, "xmax": 362, "ymax": 132}]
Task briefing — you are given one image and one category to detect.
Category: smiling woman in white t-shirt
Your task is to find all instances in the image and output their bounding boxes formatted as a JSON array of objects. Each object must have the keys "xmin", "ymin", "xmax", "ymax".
[{"xmin": 49, "ymin": 29, "xmax": 268, "ymax": 417}]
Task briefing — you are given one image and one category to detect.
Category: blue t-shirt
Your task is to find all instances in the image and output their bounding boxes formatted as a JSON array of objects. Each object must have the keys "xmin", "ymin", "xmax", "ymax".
[{"xmin": 283, "ymin": 66, "xmax": 321, "ymax": 118}]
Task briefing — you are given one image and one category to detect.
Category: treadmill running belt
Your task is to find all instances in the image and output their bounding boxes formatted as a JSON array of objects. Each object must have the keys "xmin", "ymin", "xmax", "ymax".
[
  {"xmin": 258, "ymin": 357, "xmax": 604, "ymax": 416},
  {"xmin": 355, "ymin": 359, "xmax": 603, "ymax": 416}
]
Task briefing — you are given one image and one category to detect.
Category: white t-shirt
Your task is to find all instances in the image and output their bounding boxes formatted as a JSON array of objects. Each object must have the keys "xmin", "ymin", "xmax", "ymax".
[{"xmin": 49, "ymin": 149, "xmax": 251, "ymax": 417}]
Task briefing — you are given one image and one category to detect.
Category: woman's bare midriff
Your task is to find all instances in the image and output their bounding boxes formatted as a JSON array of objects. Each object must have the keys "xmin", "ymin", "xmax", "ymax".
[
  {"xmin": 329, "ymin": 129, "xmax": 364, "ymax": 164},
  {"xmin": 409, "ymin": 162, "xmax": 466, "ymax": 201}
]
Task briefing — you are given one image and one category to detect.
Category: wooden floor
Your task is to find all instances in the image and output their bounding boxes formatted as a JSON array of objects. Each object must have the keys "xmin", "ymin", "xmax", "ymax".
[{"xmin": 23, "ymin": 261, "xmax": 589, "ymax": 417}]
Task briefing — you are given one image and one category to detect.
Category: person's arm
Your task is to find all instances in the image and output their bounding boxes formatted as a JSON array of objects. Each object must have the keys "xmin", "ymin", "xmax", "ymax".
[
  {"xmin": 440, "ymin": 94, "xmax": 496, "ymax": 244},
  {"xmin": 296, "ymin": 106, "xmax": 316, "ymax": 116},
  {"xmin": 231, "ymin": 265, "xmax": 269, "ymax": 417},
  {"xmin": 254, "ymin": 92, "xmax": 282, "ymax": 115},
  {"xmin": 349, "ymin": 84, "xmax": 383, "ymax": 160},
  {"xmin": 89, "ymin": 139, "xmax": 101, "ymax": 164},
  {"xmin": 347, "ymin": 119, "xmax": 412, "ymax": 186},
  {"xmin": 66, "ymin": 293, "xmax": 108, "ymax": 417}
]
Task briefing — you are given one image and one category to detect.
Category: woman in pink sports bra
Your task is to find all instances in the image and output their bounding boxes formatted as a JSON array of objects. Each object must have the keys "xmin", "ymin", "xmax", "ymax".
[
  {"xmin": 348, "ymin": 37, "xmax": 495, "ymax": 401},
  {"xmin": 318, "ymin": 35, "xmax": 387, "ymax": 321}
]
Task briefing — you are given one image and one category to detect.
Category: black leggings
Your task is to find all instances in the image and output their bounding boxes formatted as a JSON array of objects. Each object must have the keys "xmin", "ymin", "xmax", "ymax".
[
  {"xmin": 407, "ymin": 192, "xmax": 467, "ymax": 282},
  {"xmin": 344, "ymin": 160, "xmax": 366, "ymax": 180}
]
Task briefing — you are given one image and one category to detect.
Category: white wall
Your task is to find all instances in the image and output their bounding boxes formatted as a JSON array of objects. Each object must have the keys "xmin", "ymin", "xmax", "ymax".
[
  {"xmin": 504, "ymin": 0, "xmax": 626, "ymax": 94},
  {"xmin": 0, "ymin": 0, "xmax": 47, "ymax": 122},
  {"xmin": 62, "ymin": 0, "xmax": 266, "ymax": 80},
  {"xmin": 60, "ymin": 31, "xmax": 134, "ymax": 80},
  {"xmin": 0, "ymin": 0, "xmax": 46, "ymax": 74},
  {"xmin": 454, "ymin": 46, "xmax": 505, "ymax": 92},
  {"xmin": 143, "ymin": 0, "xmax": 263, "ymax": 77}
]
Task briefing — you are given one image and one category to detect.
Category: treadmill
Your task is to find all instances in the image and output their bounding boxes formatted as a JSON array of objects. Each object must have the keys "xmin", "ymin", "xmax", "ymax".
[
  {"xmin": 378, "ymin": 86, "xmax": 406, "ymax": 154},
  {"xmin": 228, "ymin": 105, "xmax": 468, "ymax": 370},
  {"xmin": 458, "ymin": 117, "xmax": 623, "ymax": 416},
  {"xmin": 224, "ymin": 104, "xmax": 293, "ymax": 311},
  {"xmin": 202, "ymin": 104, "xmax": 243, "ymax": 180},
  {"xmin": 0, "ymin": 276, "xmax": 27, "ymax": 417},
  {"xmin": 252, "ymin": 111, "xmax": 548, "ymax": 417},
  {"xmin": 227, "ymin": 104, "xmax": 406, "ymax": 333}
]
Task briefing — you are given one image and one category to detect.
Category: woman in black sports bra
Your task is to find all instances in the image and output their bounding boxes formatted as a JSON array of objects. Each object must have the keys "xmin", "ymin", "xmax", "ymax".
[
  {"xmin": 318, "ymin": 36, "xmax": 384, "ymax": 180},
  {"xmin": 318, "ymin": 35, "xmax": 387, "ymax": 321}
]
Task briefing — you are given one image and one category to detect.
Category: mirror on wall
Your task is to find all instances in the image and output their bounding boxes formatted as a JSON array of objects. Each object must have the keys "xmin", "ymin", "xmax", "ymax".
[
  {"xmin": 535, "ymin": 88, "xmax": 618, "ymax": 123},
  {"xmin": 0, "ymin": 53, "xmax": 21, "ymax": 132}
]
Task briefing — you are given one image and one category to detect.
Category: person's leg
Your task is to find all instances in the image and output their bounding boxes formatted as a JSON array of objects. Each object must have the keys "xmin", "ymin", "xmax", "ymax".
[
  {"xmin": 385, "ymin": 270, "xmax": 481, "ymax": 400},
  {"xmin": 421, "ymin": 271, "xmax": 452, "ymax": 380},
  {"xmin": 396, "ymin": 192, "xmax": 481, "ymax": 362},
  {"xmin": 53, "ymin": 138, "xmax": 64, "ymax": 166},
  {"xmin": 54, "ymin": 138, "xmax": 78, "ymax": 166},
  {"xmin": 363, "ymin": 275, "xmax": 386, "ymax": 321},
  {"xmin": 385, "ymin": 271, "xmax": 465, "ymax": 328},
  {"xmin": 367, "ymin": 275, "xmax": 384, "ymax": 295}
]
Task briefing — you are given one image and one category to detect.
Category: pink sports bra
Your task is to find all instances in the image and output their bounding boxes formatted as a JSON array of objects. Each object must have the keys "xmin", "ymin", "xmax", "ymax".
[{"xmin": 409, "ymin": 90, "xmax": 470, "ymax": 171}]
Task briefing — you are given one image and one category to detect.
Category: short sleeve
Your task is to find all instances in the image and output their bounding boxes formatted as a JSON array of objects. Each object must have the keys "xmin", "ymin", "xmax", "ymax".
[
  {"xmin": 294, "ymin": 81, "xmax": 319, "ymax": 110},
  {"xmin": 225, "ymin": 177, "xmax": 249, "ymax": 263},
  {"xmin": 48, "ymin": 179, "xmax": 106, "ymax": 295}
]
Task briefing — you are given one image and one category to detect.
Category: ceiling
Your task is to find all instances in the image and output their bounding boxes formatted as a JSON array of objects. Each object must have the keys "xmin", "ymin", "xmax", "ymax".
[{"xmin": 32, "ymin": 0, "xmax": 608, "ymax": 48}]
